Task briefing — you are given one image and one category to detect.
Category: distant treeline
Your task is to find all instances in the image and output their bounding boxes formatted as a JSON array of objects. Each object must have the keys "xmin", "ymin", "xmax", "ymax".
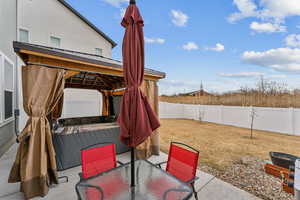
[{"xmin": 160, "ymin": 77, "xmax": 300, "ymax": 108}]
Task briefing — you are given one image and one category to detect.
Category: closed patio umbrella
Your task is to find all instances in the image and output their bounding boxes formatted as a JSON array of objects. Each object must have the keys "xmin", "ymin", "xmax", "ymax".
[{"xmin": 118, "ymin": 0, "xmax": 160, "ymax": 187}]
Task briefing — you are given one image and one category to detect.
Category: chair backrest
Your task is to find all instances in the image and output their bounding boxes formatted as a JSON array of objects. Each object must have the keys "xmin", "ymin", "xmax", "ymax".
[
  {"xmin": 81, "ymin": 143, "xmax": 117, "ymax": 179},
  {"xmin": 166, "ymin": 142, "xmax": 199, "ymax": 182}
]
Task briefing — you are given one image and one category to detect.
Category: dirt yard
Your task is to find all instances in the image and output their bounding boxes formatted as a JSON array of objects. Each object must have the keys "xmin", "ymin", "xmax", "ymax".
[{"xmin": 159, "ymin": 119, "xmax": 300, "ymax": 170}]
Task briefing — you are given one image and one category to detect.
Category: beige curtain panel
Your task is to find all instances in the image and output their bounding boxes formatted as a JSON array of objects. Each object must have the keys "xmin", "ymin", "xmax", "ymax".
[
  {"xmin": 8, "ymin": 65, "xmax": 65, "ymax": 199},
  {"xmin": 136, "ymin": 80, "xmax": 160, "ymax": 159},
  {"xmin": 52, "ymin": 94, "xmax": 64, "ymax": 120}
]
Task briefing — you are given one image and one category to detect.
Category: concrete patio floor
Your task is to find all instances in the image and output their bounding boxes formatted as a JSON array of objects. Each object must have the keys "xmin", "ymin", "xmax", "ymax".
[{"xmin": 0, "ymin": 144, "xmax": 261, "ymax": 200}]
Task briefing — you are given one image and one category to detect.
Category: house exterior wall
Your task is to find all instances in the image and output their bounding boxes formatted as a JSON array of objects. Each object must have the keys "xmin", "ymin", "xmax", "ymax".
[
  {"xmin": 0, "ymin": 0, "xmax": 17, "ymax": 157},
  {"xmin": 18, "ymin": 0, "xmax": 114, "ymax": 130},
  {"xmin": 19, "ymin": 0, "xmax": 113, "ymax": 57},
  {"xmin": 0, "ymin": 0, "xmax": 17, "ymax": 62}
]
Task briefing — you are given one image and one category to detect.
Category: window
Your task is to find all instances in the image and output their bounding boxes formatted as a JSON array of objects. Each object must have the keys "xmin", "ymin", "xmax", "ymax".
[
  {"xmin": 4, "ymin": 59, "xmax": 14, "ymax": 120},
  {"xmin": 95, "ymin": 48, "xmax": 103, "ymax": 56},
  {"xmin": 50, "ymin": 36, "xmax": 61, "ymax": 48},
  {"xmin": 19, "ymin": 29, "xmax": 29, "ymax": 43},
  {"xmin": 0, "ymin": 52, "xmax": 14, "ymax": 123}
]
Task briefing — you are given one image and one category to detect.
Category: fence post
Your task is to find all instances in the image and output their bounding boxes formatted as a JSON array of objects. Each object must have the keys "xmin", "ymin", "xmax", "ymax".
[
  {"xmin": 220, "ymin": 105, "xmax": 223, "ymax": 124},
  {"xmin": 249, "ymin": 106, "xmax": 253, "ymax": 129},
  {"xmin": 182, "ymin": 103, "xmax": 185, "ymax": 119},
  {"xmin": 289, "ymin": 107, "xmax": 295, "ymax": 135},
  {"xmin": 196, "ymin": 105, "xmax": 200, "ymax": 121}
]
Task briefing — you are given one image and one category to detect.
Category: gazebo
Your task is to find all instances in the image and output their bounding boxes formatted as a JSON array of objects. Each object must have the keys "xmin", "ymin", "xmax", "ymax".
[{"xmin": 9, "ymin": 41, "xmax": 165, "ymax": 199}]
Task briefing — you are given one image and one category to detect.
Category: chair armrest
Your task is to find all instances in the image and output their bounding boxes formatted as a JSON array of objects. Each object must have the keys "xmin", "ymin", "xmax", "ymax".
[
  {"xmin": 186, "ymin": 176, "xmax": 199, "ymax": 184},
  {"xmin": 155, "ymin": 161, "xmax": 168, "ymax": 169},
  {"xmin": 117, "ymin": 160, "xmax": 125, "ymax": 166}
]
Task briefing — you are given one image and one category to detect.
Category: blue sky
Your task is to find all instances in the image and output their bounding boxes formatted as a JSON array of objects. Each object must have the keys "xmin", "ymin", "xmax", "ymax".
[{"xmin": 66, "ymin": 0, "xmax": 300, "ymax": 95}]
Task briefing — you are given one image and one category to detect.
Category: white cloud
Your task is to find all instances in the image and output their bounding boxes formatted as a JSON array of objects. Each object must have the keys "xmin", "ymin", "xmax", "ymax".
[
  {"xmin": 250, "ymin": 21, "xmax": 286, "ymax": 33},
  {"xmin": 242, "ymin": 48, "xmax": 300, "ymax": 72},
  {"xmin": 228, "ymin": 0, "xmax": 257, "ymax": 23},
  {"xmin": 145, "ymin": 37, "xmax": 165, "ymax": 44},
  {"xmin": 206, "ymin": 43, "xmax": 225, "ymax": 52},
  {"xmin": 285, "ymin": 34, "xmax": 300, "ymax": 48},
  {"xmin": 219, "ymin": 72, "xmax": 264, "ymax": 78},
  {"xmin": 259, "ymin": 0, "xmax": 300, "ymax": 23},
  {"xmin": 104, "ymin": 0, "xmax": 129, "ymax": 7},
  {"xmin": 171, "ymin": 10, "xmax": 189, "ymax": 27},
  {"xmin": 228, "ymin": 0, "xmax": 300, "ymax": 24},
  {"xmin": 120, "ymin": 8, "xmax": 126, "ymax": 18},
  {"xmin": 182, "ymin": 42, "xmax": 199, "ymax": 51}
]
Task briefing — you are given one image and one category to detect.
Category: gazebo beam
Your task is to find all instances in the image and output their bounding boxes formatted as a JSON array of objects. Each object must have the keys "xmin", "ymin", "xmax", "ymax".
[{"xmin": 20, "ymin": 50, "xmax": 164, "ymax": 81}]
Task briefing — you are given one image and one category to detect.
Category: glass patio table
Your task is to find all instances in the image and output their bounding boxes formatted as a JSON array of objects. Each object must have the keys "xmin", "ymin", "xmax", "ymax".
[{"xmin": 75, "ymin": 160, "xmax": 192, "ymax": 200}]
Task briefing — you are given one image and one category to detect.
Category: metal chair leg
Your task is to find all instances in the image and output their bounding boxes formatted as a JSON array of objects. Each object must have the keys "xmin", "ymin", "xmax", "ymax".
[
  {"xmin": 58, "ymin": 176, "xmax": 69, "ymax": 183},
  {"xmin": 191, "ymin": 183, "xmax": 198, "ymax": 200}
]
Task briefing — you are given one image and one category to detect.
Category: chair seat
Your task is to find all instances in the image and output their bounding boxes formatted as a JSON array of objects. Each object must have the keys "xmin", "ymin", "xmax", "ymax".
[
  {"xmin": 85, "ymin": 172, "xmax": 128, "ymax": 199},
  {"xmin": 147, "ymin": 177, "xmax": 188, "ymax": 200}
]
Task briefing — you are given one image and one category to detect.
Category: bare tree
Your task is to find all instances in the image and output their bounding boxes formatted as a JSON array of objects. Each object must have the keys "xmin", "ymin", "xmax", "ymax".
[
  {"xmin": 249, "ymin": 107, "xmax": 258, "ymax": 139},
  {"xmin": 198, "ymin": 107, "xmax": 205, "ymax": 122}
]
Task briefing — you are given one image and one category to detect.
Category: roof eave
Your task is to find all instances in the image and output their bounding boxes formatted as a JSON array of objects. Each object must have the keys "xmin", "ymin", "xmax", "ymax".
[{"xmin": 13, "ymin": 41, "xmax": 166, "ymax": 79}]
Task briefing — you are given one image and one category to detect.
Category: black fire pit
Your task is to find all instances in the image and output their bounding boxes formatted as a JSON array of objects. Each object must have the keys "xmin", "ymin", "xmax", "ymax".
[{"xmin": 270, "ymin": 152, "xmax": 300, "ymax": 169}]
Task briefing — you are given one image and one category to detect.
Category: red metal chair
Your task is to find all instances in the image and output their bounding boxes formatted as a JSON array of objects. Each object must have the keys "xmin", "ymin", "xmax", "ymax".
[
  {"xmin": 156, "ymin": 142, "xmax": 200, "ymax": 200},
  {"xmin": 79, "ymin": 143, "xmax": 123, "ymax": 179},
  {"xmin": 78, "ymin": 143, "xmax": 127, "ymax": 199}
]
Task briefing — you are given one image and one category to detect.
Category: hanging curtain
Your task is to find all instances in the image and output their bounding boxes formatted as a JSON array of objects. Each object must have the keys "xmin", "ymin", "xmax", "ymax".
[
  {"xmin": 101, "ymin": 90, "xmax": 111, "ymax": 116},
  {"xmin": 52, "ymin": 94, "xmax": 64, "ymax": 120},
  {"xmin": 136, "ymin": 80, "xmax": 160, "ymax": 159},
  {"xmin": 8, "ymin": 65, "xmax": 65, "ymax": 199}
]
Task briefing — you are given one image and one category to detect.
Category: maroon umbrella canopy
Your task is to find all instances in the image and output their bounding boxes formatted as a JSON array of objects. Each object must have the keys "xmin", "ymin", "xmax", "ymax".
[{"xmin": 118, "ymin": 2, "xmax": 160, "ymax": 147}]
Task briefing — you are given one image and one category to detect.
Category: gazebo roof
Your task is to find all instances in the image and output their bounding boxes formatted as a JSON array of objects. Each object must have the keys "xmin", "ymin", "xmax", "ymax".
[{"xmin": 14, "ymin": 41, "xmax": 166, "ymax": 91}]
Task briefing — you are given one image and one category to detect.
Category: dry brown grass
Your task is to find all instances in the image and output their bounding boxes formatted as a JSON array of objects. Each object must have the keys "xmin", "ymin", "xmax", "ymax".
[
  {"xmin": 159, "ymin": 119, "xmax": 300, "ymax": 170},
  {"xmin": 160, "ymin": 93, "xmax": 300, "ymax": 108}
]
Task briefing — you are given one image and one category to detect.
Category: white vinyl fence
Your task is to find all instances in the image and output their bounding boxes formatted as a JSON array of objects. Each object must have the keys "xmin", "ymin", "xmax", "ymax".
[{"xmin": 159, "ymin": 102, "xmax": 300, "ymax": 136}]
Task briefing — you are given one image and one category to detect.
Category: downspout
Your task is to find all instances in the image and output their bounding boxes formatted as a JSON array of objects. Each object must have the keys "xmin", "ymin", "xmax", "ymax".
[{"xmin": 14, "ymin": 0, "xmax": 20, "ymax": 142}]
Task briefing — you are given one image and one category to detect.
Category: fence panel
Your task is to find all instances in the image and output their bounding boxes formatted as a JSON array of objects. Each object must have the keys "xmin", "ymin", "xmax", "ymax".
[
  {"xmin": 159, "ymin": 102, "xmax": 300, "ymax": 136},
  {"xmin": 292, "ymin": 109, "xmax": 300, "ymax": 136},
  {"xmin": 222, "ymin": 106, "xmax": 250, "ymax": 128},
  {"xmin": 252, "ymin": 107, "xmax": 291, "ymax": 135}
]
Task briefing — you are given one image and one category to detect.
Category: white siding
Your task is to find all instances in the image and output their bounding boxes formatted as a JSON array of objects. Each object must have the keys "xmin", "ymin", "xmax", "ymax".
[
  {"xmin": 62, "ymin": 89, "xmax": 102, "ymax": 119},
  {"xmin": 0, "ymin": 0, "xmax": 17, "ymax": 62},
  {"xmin": 0, "ymin": 0, "xmax": 17, "ymax": 155},
  {"xmin": 19, "ymin": 0, "xmax": 113, "ymax": 57}
]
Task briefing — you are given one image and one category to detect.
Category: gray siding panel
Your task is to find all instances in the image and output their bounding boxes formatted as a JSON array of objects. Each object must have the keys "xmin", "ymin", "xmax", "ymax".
[
  {"xmin": 0, "ymin": 121, "xmax": 15, "ymax": 158},
  {"xmin": 0, "ymin": 0, "xmax": 17, "ymax": 157}
]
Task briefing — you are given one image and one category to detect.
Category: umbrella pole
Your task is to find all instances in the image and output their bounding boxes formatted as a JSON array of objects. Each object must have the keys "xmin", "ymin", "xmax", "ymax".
[{"xmin": 131, "ymin": 147, "xmax": 135, "ymax": 187}]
